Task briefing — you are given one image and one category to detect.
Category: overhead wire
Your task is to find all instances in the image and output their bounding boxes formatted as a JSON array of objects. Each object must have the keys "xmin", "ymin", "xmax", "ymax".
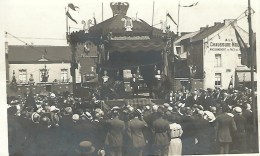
[
  {"xmin": 207, "ymin": 9, "xmax": 255, "ymax": 42},
  {"xmin": 5, "ymin": 31, "xmax": 70, "ymax": 61},
  {"xmin": 6, "ymin": 36, "xmax": 66, "ymax": 40}
]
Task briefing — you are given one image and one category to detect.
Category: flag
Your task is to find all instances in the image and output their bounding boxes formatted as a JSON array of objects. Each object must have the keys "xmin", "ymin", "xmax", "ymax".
[
  {"xmin": 233, "ymin": 27, "xmax": 250, "ymax": 67},
  {"xmin": 166, "ymin": 13, "xmax": 177, "ymax": 26},
  {"xmin": 66, "ymin": 11, "xmax": 78, "ymax": 24},
  {"xmin": 228, "ymin": 76, "xmax": 233, "ymax": 90},
  {"xmin": 93, "ymin": 17, "xmax": 97, "ymax": 25},
  {"xmin": 68, "ymin": 3, "xmax": 79, "ymax": 11},
  {"xmin": 182, "ymin": 2, "xmax": 198, "ymax": 7}
]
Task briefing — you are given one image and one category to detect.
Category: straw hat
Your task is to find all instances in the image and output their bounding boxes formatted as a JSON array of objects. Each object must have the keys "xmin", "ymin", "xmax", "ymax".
[{"xmin": 75, "ymin": 141, "xmax": 95, "ymax": 154}]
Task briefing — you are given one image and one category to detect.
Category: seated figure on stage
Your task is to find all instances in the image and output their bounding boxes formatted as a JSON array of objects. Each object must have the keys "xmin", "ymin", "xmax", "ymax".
[
  {"xmin": 130, "ymin": 74, "xmax": 140, "ymax": 96},
  {"xmin": 155, "ymin": 69, "xmax": 162, "ymax": 80}
]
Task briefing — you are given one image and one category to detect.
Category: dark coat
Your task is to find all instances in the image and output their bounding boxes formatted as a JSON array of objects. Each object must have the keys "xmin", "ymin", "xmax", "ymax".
[
  {"xmin": 127, "ymin": 118, "xmax": 147, "ymax": 148},
  {"xmin": 181, "ymin": 115, "xmax": 198, "ymax": 139},
  {"xmin": 242, "ymin": 109, "xmax": 253, "ymax": 133},
  {"xmin": 104, "ymin": 117, "xmax": 125, "ymax": 147},
  {"xmin": 152, "ymin": 117, "xmax": 170, "ymax": 146},
  {"xmin": 215, "ymin": 113, "xmax": 237, "ymax": 143}
]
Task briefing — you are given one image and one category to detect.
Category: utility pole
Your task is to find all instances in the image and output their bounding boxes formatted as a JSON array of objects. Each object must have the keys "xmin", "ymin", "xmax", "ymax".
[
  {"xmin": 248, "ymin": 0, "xmax": 256, "ymax": 133},
  {"xmin": 177, "ymin": 1, "xmax": 180, "ymax": 36},
  {"xmin": 70, "ymin": 43, "xmax": 77, "ymax": 95},
  {"xmin": 152, "ymin": 1, "xmax": 155, "ymax": 26},
  {"xmin": 102, "ymin": 3, "xmax": 104, "ymax": 22}
]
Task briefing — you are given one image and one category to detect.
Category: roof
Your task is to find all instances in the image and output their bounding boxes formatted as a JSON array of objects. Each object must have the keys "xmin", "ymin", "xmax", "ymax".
[
  {"xmin": 89, "ymin": 14, "xmax": 163, "ymax": 38},
  {"xmin": 191, "ymin": 23, "xmax": 225, "ymax": 42},
  {"xmin": 8, "ymin": 45, "xmax": 71, "ymax": 63},
  {"xmin": 174, "ymin": 31, "xmax": 200, "ymax": 45}
]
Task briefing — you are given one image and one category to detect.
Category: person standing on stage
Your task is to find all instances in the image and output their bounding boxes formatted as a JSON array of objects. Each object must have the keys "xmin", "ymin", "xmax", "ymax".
[{"xmin": 130, "ymin": 74, "xmax": 140, "ymax": 96}]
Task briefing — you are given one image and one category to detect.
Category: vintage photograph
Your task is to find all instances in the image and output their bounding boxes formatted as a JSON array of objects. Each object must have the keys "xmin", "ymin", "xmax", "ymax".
[{"xmin": 2, "ymin": 0, "xmax": 259, "ymax": 155}]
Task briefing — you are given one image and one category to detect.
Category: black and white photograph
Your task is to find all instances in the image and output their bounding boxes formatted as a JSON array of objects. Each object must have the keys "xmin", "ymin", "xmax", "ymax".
[{"xmin": 1, "ymin": 0, "xmax": 259, "ymax": 155}]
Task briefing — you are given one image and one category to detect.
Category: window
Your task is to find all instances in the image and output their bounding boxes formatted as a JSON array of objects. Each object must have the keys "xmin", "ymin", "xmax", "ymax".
[
  {"xmin": 18, "ymin": 69, "xmax": 27, "ymax": 83},
  {"xmin": 61, "ymin": 69, "xmax": 68, "ymax": 82},
  {"xmin": 176, "ymin": 47, "xmax": 181, "ymax": 54},
  {"xmin": 215, "ymin": 73, "xmax": 222, "ymax": 86},
  {"xmin": 215, "ymin": 54, "xmax": 221, "ymax": 67},
  {"xmin": 39, "ymin": 68, "xmax": 49, "ymax": 82}
]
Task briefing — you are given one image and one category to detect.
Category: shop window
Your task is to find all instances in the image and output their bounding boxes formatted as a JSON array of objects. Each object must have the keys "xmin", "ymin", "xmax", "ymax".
[
  {"xmin": 215, "ymin": 54, "xmax": 221, "ymax": 67},
  {"xmin": 18, "ymin": 69, "xmax": 27, "ymax": 83},
  {"xmin": 215, "ymin": 73, "xmax": 222, "ymax": 86}
]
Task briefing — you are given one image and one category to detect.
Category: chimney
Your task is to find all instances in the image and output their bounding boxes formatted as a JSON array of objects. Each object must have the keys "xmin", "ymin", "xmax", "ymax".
[
  {"xmin": 224, "ymin": 19, "xmax": 237, "ymax": 26},
  {"xmin": 5, "ymin": 42, "xmax": 8, "ymax": 54},
  {"xmin": 200, "ymin": 27, "xmax": 205, "ymax": 31},
  {"xmin": 214, "ymin": 22, "xmax": 221, "ymax": 26}
]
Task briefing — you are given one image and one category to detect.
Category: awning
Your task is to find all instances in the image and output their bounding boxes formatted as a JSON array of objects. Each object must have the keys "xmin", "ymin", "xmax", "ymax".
[
  {"xmin": 108, "ymin": 39, "xmax": 165, "ymax": 53},
  {"xmin": 236, "ymin": 72, "xmax": 257, "ymax": 82}
]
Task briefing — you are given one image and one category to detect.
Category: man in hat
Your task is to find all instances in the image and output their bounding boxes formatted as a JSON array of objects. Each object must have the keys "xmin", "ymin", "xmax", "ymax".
[
  {"xmin": 50, "ymin": 106, "xmax": 60, "ymax": 127},
  {"xmin": 126, "ymin": 109, "xmax": 148, "ymax": 156},
  {"xmin": 231, "ymin": 107, "xmax": 246, "ymax": 153},
  {"xmin": 180, "ymin": 107, "xmax": 198, "ymax": 155},
  {"xmin": 242, "ymin": 103, "xmax": 253, "ymax": 152},
  {"xmin": 214, "ymin": 105, "xmax": 237, "ymax": 154},
  {"xmin": 151, "ymin": 106, "xmax": 171, "ymax": 156},
  {"xmin": 104, "ymin": 109, "xmax": 125, "ymax": 156}
]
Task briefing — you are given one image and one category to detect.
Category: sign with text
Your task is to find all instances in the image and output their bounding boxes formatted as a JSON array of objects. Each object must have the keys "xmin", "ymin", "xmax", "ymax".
[{"xmin": 209, "ymin": 40, "xmax": 240, "ymax": 52}]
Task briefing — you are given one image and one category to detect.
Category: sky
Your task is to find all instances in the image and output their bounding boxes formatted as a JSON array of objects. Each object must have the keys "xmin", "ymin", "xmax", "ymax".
[{"xmin": 0, "ymin": 0, "xmax": 259, "ymax": 46}]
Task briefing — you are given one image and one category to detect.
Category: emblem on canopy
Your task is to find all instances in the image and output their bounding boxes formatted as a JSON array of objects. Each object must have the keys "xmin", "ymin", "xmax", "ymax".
[{"xmin": 121, "ymin": 17, "xmax": 134, "ymax": 31}]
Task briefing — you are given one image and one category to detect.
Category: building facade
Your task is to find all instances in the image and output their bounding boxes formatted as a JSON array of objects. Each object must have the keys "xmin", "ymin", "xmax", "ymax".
[
  {"xmin": 7, "ymin": 44, "xmax": 98, "ymax": 87},
  {"xmin": 174, "ymin": 19, "xmax": 255, "ymax": 90}
]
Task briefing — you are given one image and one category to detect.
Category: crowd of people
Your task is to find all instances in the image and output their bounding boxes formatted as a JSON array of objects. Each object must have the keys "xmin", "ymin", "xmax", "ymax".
[{"xmin": 7, "ymin": 87, "xmax": 258, "ymax": 156}]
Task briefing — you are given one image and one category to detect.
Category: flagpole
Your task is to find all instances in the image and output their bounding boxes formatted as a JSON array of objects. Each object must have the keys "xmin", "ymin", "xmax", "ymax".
[
  {"xmin": 66, "ymin": 7, "xmax": 68, "ymax": 42},
  {"xmin": 248, "ymin": 0, "xmax": 256, "ymax": 133},
  {"xmin": 102, "ymin": 2, "xmax": 104, "ymax": 21},
  {"xmin": 177, "ymin": 1, "xmax": 180, "ymax": 36},
  {"xmin": 152, "ymin": 1, "xmax": 155, "ymax": 26}
]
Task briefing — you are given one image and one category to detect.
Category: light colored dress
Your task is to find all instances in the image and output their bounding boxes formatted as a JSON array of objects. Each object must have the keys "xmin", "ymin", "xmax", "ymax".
[{"xmin": 168, "ymin": 123, "xmax": 183, "ymax": 156}]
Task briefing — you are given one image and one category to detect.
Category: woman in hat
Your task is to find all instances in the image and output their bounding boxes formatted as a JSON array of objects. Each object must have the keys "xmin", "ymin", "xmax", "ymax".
[{"xmin": 168, "ymin": 109, "xmax": 183, "ymax": 156}]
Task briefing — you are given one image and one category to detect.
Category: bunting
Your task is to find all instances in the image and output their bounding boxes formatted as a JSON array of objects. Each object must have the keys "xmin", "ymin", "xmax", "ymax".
[
  {"xmin": 228, "ymin": 76, "xmax": 233, "ymax": 90},
  {"xmin": 68, "ymin": 3, "xmax": 79, "ymax": 11},
  {"xmin": 233, "ymin": 27, "xmax": 250, "ymax": 67},
  {"xmin": 182, "ymin": 2, "xmax": 198, "ymax": 7},
  {"xmin": 66, "ymin": 11, "xmax": 78, "ymax": 24},
  {"xmin": 166, "ymin": 13, "xmax": 177, "ymax": 26}
]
